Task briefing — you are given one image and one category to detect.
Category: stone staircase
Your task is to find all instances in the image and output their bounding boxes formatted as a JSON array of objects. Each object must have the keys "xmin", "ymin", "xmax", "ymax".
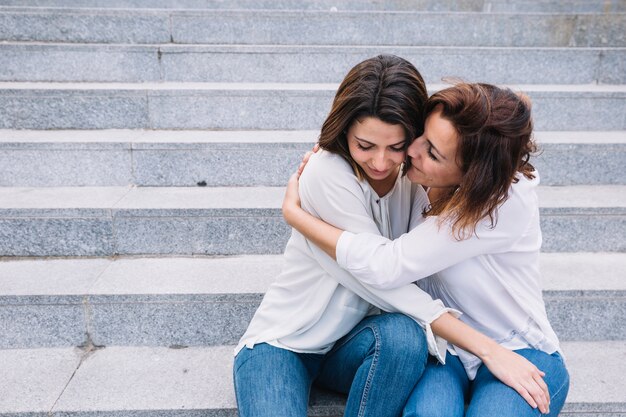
[{"xmin": 0, "ymin": 1, "xmax": 624, "ymax": 415}]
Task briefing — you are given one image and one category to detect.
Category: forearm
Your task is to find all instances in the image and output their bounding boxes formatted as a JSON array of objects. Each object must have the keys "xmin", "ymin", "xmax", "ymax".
[
  {"xmin": 282, "ymin": 203, "xmax": 342, "ymax": 260},
  {"xmin": 430, "ymin": 312, "xmax": 500, "ymax": 362}
]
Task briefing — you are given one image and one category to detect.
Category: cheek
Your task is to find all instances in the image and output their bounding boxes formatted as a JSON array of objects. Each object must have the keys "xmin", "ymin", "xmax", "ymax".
[{"xmin": 389, "ymin": 152, "xmax": 405, "ymax": 166}]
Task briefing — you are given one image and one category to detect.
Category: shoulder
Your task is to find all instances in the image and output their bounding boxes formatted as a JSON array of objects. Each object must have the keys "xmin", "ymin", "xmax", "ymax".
[
  {"xmin": 300, "ymin": 150, "xmax": 361, "ymax": 189},
  {"xmin": 302, "ymin": 150, "xmax": 354, "ymax": 178},
  {"xmin": 508, "ymin": 171, "xmax": 539, "ymax": 209}
]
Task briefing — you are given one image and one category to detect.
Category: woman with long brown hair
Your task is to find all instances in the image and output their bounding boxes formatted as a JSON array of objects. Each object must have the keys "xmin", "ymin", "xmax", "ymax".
[{"xmin": 282, "ymin": 82, "xmax": 569, "ymax": 416}]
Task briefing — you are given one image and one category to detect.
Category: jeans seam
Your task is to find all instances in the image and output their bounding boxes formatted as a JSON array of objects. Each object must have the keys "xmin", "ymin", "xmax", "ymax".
[
  {"xmin": 548, "ymin": 372, "xmax": 570, "ymax": 404},
  {"xmin": 357, "ymin": 323, "xmax": 381, "ymax": 417}
]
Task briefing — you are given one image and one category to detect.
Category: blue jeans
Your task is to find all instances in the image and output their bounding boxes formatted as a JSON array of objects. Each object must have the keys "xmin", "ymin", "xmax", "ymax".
[
  {"xmin": 234, "ymin": 313, "xmax": 428, "ymax": 417},
  {"xmin": 403, "ymin": 349, "xmax": 570, "ymax": 417}
]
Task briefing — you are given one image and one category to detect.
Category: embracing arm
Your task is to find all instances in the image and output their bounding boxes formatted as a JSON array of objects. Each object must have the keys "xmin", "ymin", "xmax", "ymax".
[
  {"xmin": 284, "ymin": 160, "xmax": 549, "ymax": 412},
  {"xmin": 431, "ymin": 314, "xmax": 550, "ymax": 413},
  {"xmin": 282, "ymin": 172, "xmax": 341, "ymax": 260}
]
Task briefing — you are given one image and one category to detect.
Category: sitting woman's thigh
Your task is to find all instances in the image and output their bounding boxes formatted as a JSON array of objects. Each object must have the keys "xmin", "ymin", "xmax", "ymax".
[
  {"xmin": 402, "ymin": 352, "xmax": 469, "ymax": 417},
  {"xmin": 467, "ymin": 348, "xmax": 569, "ymax": 417},
  {"xmin": 234, "ymin": 343, "xmax": 322, "ymax": 417}
]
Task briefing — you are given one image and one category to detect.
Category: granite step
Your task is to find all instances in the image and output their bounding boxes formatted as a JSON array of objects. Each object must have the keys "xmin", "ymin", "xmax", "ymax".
[
  {"xmin": 0, "ymin": 130, "xmax": 625, "ymax": 187},
  {"xmin": 1, "ymin": 341, "xmax": 625, "ymax": 416},
  {"xmin": 1, "ymin": 83, "xmax": 625, "ymax": 131},
  {"xmin": 2, "ymin": 43, "xmax": 625, "ymax": 84},
  {"xmin": 3, "ymin": 0, "xmax": 626, "ymax": 12},
  {"xmin": 0, "ymin": 253, "xmax": 624, "ymax": 348},
  {"xmin": 1, "ymin": 7, "xmax": 624, "ymax": 46},
  {"xmin": 0, "ymin": 185, "xmax": 625, "ymax": 255}
]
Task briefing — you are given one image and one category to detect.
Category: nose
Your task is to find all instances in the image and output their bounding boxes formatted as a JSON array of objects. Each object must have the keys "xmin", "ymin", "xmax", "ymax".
[
  {"xmin": 407, "ymin": 137, "xmax": 421, "ymax": 159},
  {"xmin": 371, "ymin": 150, "xmax": 387, "ymax": 170}
]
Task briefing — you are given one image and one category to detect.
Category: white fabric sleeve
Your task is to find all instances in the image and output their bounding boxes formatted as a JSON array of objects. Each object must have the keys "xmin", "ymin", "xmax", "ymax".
[
  {"xmin": 336, "ymin": 180, "xmax": 537, "ymax": 289},
  {"xmin": 299, "ymin": 152, "xmax": 460, "ymax": 362}
]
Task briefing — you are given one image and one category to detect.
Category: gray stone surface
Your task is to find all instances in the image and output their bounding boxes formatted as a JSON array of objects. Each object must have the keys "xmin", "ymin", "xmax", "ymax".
[
  {"xmin": 563, "ymin": 341, "xmax": 626, "ymax": 406},
  {"xmin": 540, "ymin": 253, "xmax": 626, "ymax": 291},
  {"xmin": 533, "ymin": 143, "xmax": 626, "ymax": 185},
  {"xmin": 113, "ymin": 213, "xmax": 290, "ymax": 255},
  {"xmin": 0, "ymin": 257, "xmax": 111, "ymax": 295},
  {"xmin": 53, "ymin": 346, "xmax": 236, "ymax": 412},
  {"xmin": 0, "ymin": 133, "xmax": 624, "ymax": 186},
  {"xmin": 170, "ymin": 11, "xmax": 626, "ymax": 47},
  {"xmin": 147, "ymin": 88, "xmax": 332, "ymax": 130},
  {"xmin": 0, "ymin": 9, "xmax": 171, "ymax": 43},
  {"xmin": 0, "ymin": 300, "xmax": 87, "ymax": 347},
  {"xmin": 2, "ymin": 8, "xmax": 623, "ymax": 46},
  {"xmin": 5, "ymin": 43, "xmax": 622, "ymax": 85},
  {"xmin": 0, "ymin": 0, "xmax": 487, "ymax": 11},
  {"xmin": 88, "ymin": 256, "xmax": 281, "ymax": 294},
  {"xmin": 0, "ymin": 89, "xmax": 149, "ymax": 129},
  {"xmin": 5, "ymin": 0, "xmax": 626, "ymax": 13},
  {"xmin": 0, "ymin": 342, "xmax": 622, "ymax": 416},
  {"xmin": 2, "ymin": 254, "xmax": 621, "ymax": 348},
  {"xmin": 160, "ymin": 45, "xmax": 624, "ymax": 85},
  {"xmin": 540, "ymin": 212, "xmax": 626, "ymax": 252},
  {"xmin": 2, "ymin": 84, "xmax": 623, "ymax": 130},
  {"xmin": 0, "ymin": 146, "xmax": 132, "ymax": 186},
  {"xmin": 88, "ymin": 294, "xmax": 259, "ymax": 346},
  {"xmin": 0, "ymin": 44, "xmax": 160, "ymax": 83},
  {"xmin": 132, "ymin": 144, "xmax": 307, "ymax": 186},
  {"xmin": 0, "ymin": 347, "xmax": 81, "ymax": 413},
  {"xmin": 0, "ymin": 218, "xmax": 116, "ymax": 256},
  {"xmin": 0, "ymin": 185, "xmax": 623, "ymax": 255},
  {"xmin": 546, "ymin": 291, "xmax": 626, "ymax": 340}
]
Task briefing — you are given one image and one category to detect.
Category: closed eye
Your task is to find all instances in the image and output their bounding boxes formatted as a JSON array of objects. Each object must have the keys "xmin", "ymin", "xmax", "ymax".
[{"xmin": 427, "ymin": 145, "xmax": 438, "ymax": 161}]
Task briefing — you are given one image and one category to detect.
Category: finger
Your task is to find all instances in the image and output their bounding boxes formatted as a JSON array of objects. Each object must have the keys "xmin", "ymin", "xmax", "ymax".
[
  {"xmin": 313, "ymin": 143, "xmax": 320, "ymax": 152},
  {"xmin": 528, "ymin": 385, "xmax": 547, "ymax": 414},
  {"xmin": 533, "ymin": 372, "xmax": 550, "ymax": 406},
  {"xmin": 513, "ymin": 384, "xmax": 537, "ymax": 410},
  {"xmin": 523, "ymin": 378, "xmax": 549, "ymax": 414}
]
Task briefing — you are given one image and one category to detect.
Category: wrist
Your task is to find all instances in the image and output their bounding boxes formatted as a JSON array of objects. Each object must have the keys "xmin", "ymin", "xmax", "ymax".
[{"xmin": 476, "ymin": 339, "xmax": 501, "ymax": 364}]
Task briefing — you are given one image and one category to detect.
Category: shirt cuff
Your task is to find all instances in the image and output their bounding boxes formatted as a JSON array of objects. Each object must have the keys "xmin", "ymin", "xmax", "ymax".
[
  {"xmin": 336, "ymin": 231, "xmax": 355, "ymax": 268},
  {"xmin": 424, "ymin": 306, "xmax": 462, "ymax": 364}
]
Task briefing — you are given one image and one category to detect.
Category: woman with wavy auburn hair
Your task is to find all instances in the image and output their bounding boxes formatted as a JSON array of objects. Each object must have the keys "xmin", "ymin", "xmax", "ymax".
[{"xmin": 282, "ymin": 82, "xmax": 569, "ymax": 417}]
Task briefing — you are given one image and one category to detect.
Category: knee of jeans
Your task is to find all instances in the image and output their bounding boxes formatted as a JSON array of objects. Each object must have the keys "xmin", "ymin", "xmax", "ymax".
[{"xmin": 373, "ymin": 314, "xmax": 428, "ymax": 359}]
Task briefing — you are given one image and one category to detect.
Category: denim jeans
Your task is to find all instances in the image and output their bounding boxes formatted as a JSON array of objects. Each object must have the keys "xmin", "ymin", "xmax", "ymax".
[
  {"xmin": 403, "ymin": 348, "xmax": 570, "ymax": 417},
  {"xmin": 234, "ymin": 313, "xmax": 428, "ymax": 417}
]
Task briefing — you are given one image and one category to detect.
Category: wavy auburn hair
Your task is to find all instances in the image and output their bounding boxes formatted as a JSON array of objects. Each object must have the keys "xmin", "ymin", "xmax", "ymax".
[
  {"xmin": 424, "ymin": 82, "xmax": 537, "ymax": 239},
  {"xmin": 318, "ymin": 54, "xmax": 427, "ymax": 179}
]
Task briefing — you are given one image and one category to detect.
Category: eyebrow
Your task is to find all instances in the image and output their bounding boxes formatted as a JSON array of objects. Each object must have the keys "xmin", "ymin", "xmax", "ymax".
[{"xmin": 354, "ymin": 136, "xmax": 406, "ymax": 147}]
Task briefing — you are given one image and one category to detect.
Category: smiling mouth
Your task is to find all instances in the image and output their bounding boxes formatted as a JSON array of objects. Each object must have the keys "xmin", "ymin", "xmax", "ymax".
[{"xmin": 369, "ymin": 168, "xmax": 389, "ymax": 176}]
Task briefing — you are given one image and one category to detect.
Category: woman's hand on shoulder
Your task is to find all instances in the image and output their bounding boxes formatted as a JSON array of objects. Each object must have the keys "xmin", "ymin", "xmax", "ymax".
[
  {"xmin": 481, "ymin": 344, "xmax": 550, "ymax": 414},
  {"xmin": 283, "ymin": 144, "xmax": 319, "ymax": 225},
  {"xmin": 296, "ymin": 143, "xmax": 320, "ymax": 178},
  {"xmin": 282, "ymin": 172, "xmax": 302, "ymax": 226}
]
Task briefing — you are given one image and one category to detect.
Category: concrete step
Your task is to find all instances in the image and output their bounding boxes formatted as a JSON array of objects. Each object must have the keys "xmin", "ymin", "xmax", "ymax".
[
  {"xmin": 3, "ymin": 0, "xmax": 626, "ymax": 12},
  {"xmin": 2, "ymin": 43, "xmax": 625, "ymax": 84},
  {"xmin": 1, "ymin": 186, "xmax": 625, "ymax": 255},
  {"xmin": 1, "ymin": 341, "xmax": 624, "ymax": 416},
  {"xmin": 0, "ymin": 130, "xmax": 625, "ymax": 187},
  {"xmin": 1, "ymin": 83, "xmax": 625, "ymax": 131},
  {"xmin": 0, "ymin": 253, "xmax": 624, "ymax": 348},
  {"xmin": 1, "ymin": 8, "xmax": 624, "ymax": 46},
  {"xmin": 0, "ymin": 185, "xmax": 624, "ymax": 256}
]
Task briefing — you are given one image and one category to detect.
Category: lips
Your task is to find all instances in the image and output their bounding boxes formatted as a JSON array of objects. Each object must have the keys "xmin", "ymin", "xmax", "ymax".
[{"xmin": 368, "ymin": 167, "xmax": 389, "ymax": 177}]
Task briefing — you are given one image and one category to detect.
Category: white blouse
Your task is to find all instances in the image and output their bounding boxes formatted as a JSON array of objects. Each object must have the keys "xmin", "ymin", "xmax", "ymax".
[
  {"xmin": 235, "ymin": 150, "xmax": 458, "ymax": 362},
  {"xmin": 336, "ymin": 171, "xmax": 562, "ymax": 379}
]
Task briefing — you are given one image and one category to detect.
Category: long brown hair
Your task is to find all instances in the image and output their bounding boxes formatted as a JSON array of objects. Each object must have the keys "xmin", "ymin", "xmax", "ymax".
[
  {"xmin": 424, "ymin": 83, "xmax": 537, "ymax": 239},
  {"xmin": 318, "ymin": 54, "xmax": 428, "ymax": 179}
]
